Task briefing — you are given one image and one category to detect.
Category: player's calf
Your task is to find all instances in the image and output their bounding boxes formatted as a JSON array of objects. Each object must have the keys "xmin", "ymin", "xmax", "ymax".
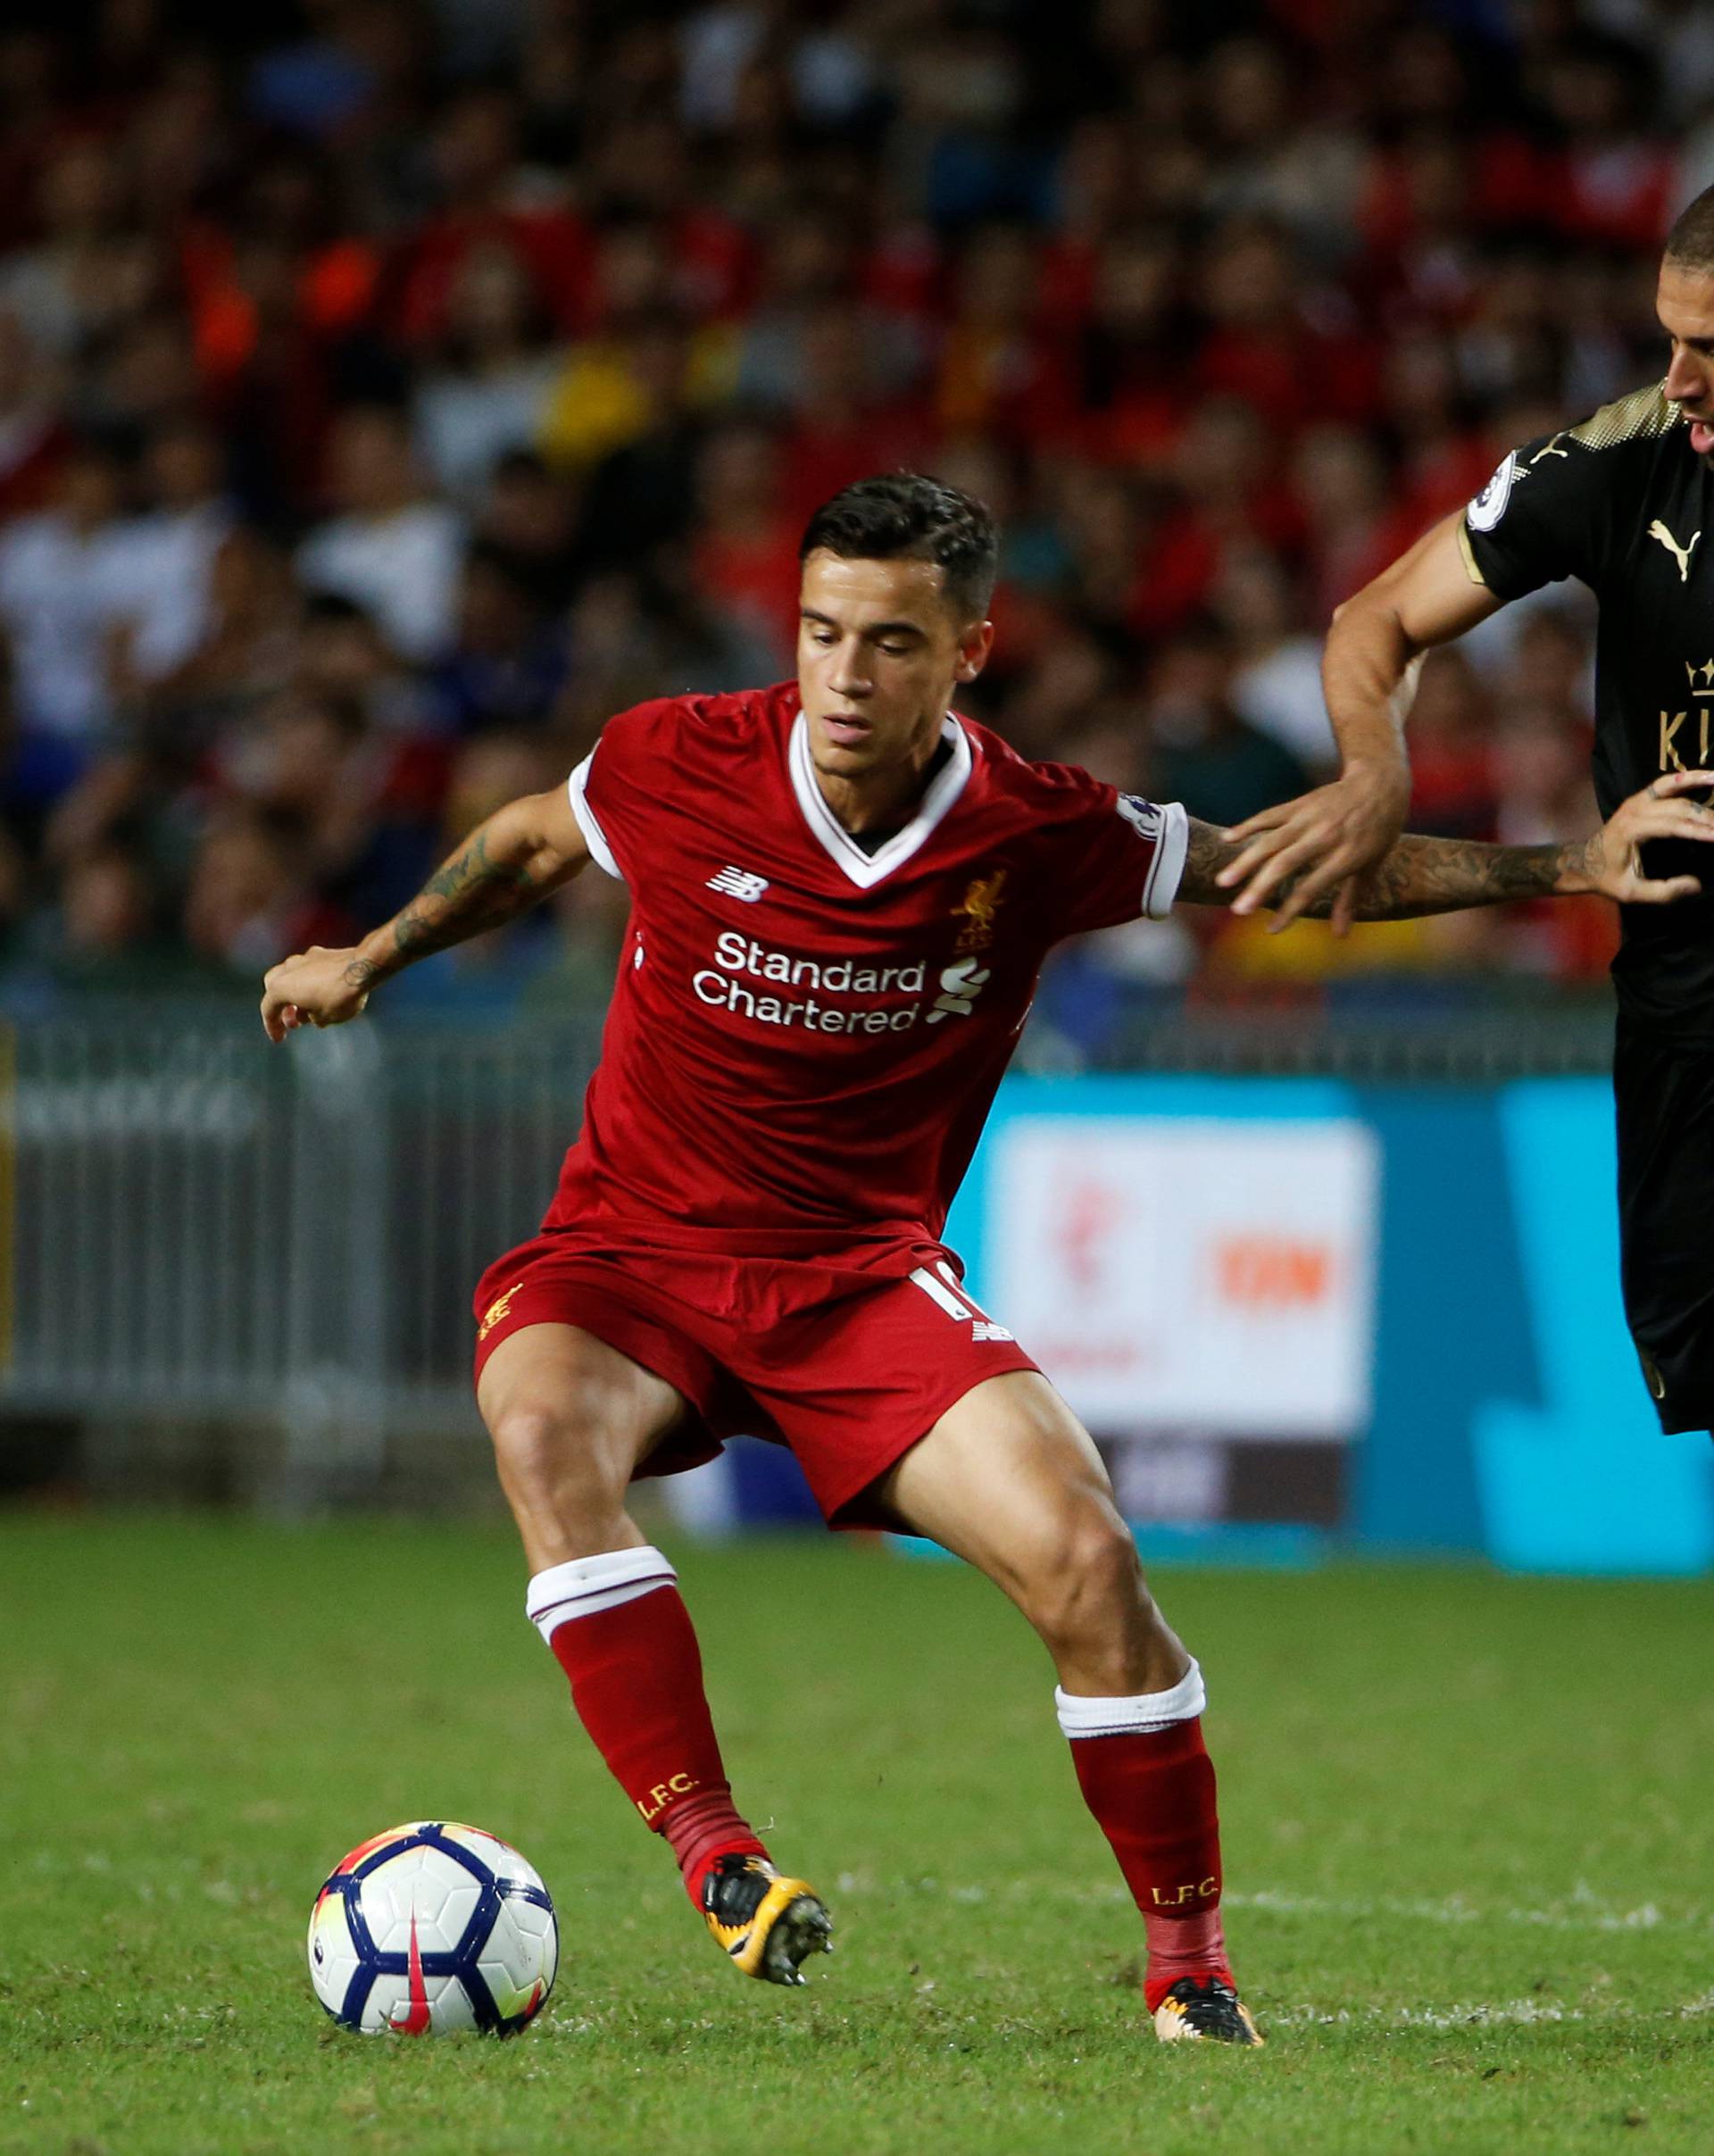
[{"xmin": 1059, "ymin": 1663, "xmax": 1261, "ymax": 2045}]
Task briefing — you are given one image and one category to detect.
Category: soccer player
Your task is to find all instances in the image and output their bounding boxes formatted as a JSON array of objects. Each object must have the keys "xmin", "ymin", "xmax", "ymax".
[
  {"xmin": 1217, "ymin": 181, "xmax": 1714, "ymax": 1443},
  {"xmin": 260, "ymin": 475, "xmax": 1710, "ymax": 2045}
]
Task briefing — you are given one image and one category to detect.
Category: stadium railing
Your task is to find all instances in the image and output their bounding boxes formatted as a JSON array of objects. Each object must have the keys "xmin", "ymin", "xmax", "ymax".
[{"xmin": 0, "ymin": 994, "xmax": 1616, "ymax": 1501}]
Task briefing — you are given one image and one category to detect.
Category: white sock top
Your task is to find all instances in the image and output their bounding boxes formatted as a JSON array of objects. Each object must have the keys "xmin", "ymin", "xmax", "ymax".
[
  {"xmin": 1054, "ymin": 1659, "xmax": 1206, "ymax": 1739},
  {"xmin": 526, "ymin": 1545, "xmax": 678, "ymax": 1642}
]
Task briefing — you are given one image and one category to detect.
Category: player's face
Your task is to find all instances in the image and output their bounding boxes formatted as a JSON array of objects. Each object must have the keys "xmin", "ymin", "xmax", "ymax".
[
  {"xmin": 797, "ymin": 551, "xmax": 993, "ymax": 783},
  {"xmin": 1659, "ymin": 261, "xmax": 1714, "ymax": 462}
]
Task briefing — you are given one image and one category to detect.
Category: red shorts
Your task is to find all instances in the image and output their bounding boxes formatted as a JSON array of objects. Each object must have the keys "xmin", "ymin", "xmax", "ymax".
[{"xmin": 471, "ymin": 1223, "xmax": 1039, "ymax": 1528}]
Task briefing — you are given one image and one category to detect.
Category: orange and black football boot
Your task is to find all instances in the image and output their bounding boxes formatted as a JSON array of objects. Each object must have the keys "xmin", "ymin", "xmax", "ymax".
[
  {"xmin": 1152, "ymin": 1974, "xmax": 1265, "ymax": 2045},
  {"xmin": 700, "ymin": 1854, "xmax": 833, "ymax": 1985}
]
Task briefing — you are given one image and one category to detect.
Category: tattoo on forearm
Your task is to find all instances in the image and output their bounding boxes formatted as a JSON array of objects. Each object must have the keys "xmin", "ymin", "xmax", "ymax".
[
  {"xmin": 362, "ymin": 827, "xmax": 560, "ymax": 979},
  {"xmin": 1335, "ymin": 834, "xmax": 1573, "ymax": 919},
  {"xmin": 1177, "ymin": 816, "xmax": 1583, "ymax": 920}
]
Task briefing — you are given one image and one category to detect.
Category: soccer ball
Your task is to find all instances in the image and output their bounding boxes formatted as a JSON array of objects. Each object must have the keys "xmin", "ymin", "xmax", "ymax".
[{"xmin": 307, "ymin": 1820, "xmax": 558, "ymax": 2035}]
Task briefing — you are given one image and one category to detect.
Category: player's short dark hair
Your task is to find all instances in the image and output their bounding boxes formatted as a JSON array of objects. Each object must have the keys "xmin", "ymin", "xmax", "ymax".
[
  {"xmin": 1665, "ymin": 186, "xmax": 1714, "ymax": 276},
  {"xmin": 799, "ymin": 472, "xmax": 1000, "ymax": 623}
]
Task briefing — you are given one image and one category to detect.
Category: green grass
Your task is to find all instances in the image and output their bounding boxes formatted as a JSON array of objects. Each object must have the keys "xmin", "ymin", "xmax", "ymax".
[{"xmin": 2, "ymin": 1514, "xmax": 1712, "ymax": 2156}]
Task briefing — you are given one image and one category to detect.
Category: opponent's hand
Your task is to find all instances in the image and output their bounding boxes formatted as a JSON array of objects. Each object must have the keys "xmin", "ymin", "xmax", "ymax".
[
  {"xmin": 1217, "ymin": 760, "xmax": 1412, "ymax": 935},
  {"xmin": 260, "ymin": 945, "xmax": 377, "ymax": 1043},
  {"xmin": 1576, "ymin": 769, "xmax": 1714, "ymax": 904}
]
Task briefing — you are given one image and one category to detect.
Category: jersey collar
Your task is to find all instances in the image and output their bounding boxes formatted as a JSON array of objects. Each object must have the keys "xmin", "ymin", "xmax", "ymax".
[{"xmin": 787, "ymin": 709, "xmax": 974, "ymax": 888}]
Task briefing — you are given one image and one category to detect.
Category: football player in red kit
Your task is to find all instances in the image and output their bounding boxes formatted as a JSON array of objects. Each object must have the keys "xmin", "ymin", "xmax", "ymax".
[{"xmin": 262, "ymin": 475, "xmax": 1714, "ymax": 2044}]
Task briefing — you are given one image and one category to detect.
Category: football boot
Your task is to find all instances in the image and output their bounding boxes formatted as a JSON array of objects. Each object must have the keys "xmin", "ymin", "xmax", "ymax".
[
  {"xmin": 1152, "ymin": 1974, "xmax": 1264, "ymax": 2045},
  {"xmin": 700, "ymin": 1854, "xmax": 832, "ymax": 1985}
]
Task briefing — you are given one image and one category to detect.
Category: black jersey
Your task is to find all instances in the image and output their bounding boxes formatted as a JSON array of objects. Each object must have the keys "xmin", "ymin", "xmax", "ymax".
[{"xmin": 1462, "ymin": 381, "xmax": 1714, "ymax": 1036}]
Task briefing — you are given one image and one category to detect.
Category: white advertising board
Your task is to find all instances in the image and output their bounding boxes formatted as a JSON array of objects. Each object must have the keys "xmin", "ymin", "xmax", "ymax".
[{"xmin": 986, "ymin": 1117, "xmax": 1380, "ymax": 1439}]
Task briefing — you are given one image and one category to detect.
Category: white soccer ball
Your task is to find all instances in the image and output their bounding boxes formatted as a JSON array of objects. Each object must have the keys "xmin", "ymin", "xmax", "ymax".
[{"xmin": 307, "ymin": 1821, "xmax": 558, "ymax": 2035}]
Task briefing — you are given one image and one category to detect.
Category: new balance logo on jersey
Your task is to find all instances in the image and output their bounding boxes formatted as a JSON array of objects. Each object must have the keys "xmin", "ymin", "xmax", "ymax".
[
  {"xmin": 708, "ymin": 866, "xmax": 770, "ymax": 903},
  {"xmin": 926, "ymin": 955, "xmax": 991, "ymax": 1022}
]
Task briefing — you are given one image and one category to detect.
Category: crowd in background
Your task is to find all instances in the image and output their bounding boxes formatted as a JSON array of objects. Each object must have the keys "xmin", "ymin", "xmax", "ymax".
[{"xmin": 2, "ymin": 0, "xmax": 1710, "ymax": 1032}]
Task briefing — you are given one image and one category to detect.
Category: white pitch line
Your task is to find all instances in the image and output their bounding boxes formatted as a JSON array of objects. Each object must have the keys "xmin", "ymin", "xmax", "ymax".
[
  {"xmin": 1224, "ymin": 1886, "xmax": 1711, "ymax": 1937},
  {"xmin": 833, "ymin": 1874, "xmax": 1714, "ymax": 1937}
]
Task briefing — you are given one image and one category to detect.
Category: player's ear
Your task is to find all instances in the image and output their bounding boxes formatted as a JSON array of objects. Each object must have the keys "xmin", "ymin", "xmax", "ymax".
[{"xmin": 953, "ymin": 620, "xmax": 994, "ymax": 684}]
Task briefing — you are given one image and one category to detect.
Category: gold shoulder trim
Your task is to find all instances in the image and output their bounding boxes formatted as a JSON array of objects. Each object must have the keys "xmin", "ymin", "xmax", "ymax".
[
  {"xmin": 1567, "ymin": 382, "xmax": 1683, "ymax": 451},
  {"xmin": 1456, "ymin": 520, "xmax": 1488, "ymax": 587}
]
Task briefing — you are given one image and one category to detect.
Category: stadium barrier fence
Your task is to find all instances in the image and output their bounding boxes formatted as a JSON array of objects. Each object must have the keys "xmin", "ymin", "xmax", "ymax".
[{"xmin": 8, "ymin": 996, "xmax": 1708, "ymax": 1573}]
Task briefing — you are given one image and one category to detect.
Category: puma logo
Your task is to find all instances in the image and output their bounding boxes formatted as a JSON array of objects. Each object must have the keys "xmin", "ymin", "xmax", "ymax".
[{"xmin": 1649, "ymin": 519, "xmax": 1702, "ymax": 582}]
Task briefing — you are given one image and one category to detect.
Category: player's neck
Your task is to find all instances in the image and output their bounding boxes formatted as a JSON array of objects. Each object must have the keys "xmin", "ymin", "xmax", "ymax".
[{"xmin": 813, "ymin": 724, "xmax": 946, "ymax": 837}]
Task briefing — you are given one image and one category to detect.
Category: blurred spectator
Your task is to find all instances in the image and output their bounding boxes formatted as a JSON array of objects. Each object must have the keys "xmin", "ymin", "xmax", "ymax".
[
  {"xmin": 0, "ymin": 0, "xmax": 1695, "ymax": 1009},
  {"xmin": 296, "ymin": 404, "xmax": 463, "ymax": 661},
  {"xmin": 429, "ymin": 542, "xmax": 570, "ymax": 735},
  {"xmin": 412, "ymin": 242, "xmax": 563, "ymax": 502},
  {"xmin": 1144, "ymin": 619, "xmax": 1313, "ymax": 831},
  {"xmin": 0, "ymin": 441, "xmax": 134, "ymax": 795}
]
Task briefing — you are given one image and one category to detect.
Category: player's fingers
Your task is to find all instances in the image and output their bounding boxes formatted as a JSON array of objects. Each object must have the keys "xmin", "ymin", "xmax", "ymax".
[
  {"xmin": 1328, "ymin": 876, "xmax": 1358, "ymax": 939},
  {"xmin": 1627, "ymin": 874, "xmax": 1702, "ymax": 904},
  {"xmin": 1227, "ymin": 825, "xmax": 1339, "ymax": 912},
  {"xmin": 1237, "ymin": 831, "xmax": 1352, "ymax": 923},
  {"xmin": 1265, "ymin": 848, "xmax": 1358, "ymax": 931},
  {"xmin": 1644, "ymin": 808, "xmax": 1714, "ymax": 842},
  {"xmin": 1220, "ymin": 801, "xmax": 1297, "ymax": 849},
  {"xmin": 1626, "ymin": 806, "xmax": 1714, "ymax": 844},
  {"xmin": 1213, "ymin": 822, "xmax": 1310, "ymax": 890},
  {"xmin": 1645, "ymin": 769, "xmax": 1714, "ymax": 797}
]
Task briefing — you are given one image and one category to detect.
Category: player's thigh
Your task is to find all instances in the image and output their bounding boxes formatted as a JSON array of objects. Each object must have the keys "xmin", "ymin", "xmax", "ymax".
[
  {"xmin": 478, "ymin": 1321, "xmax": 689, "ymax": 1520},
  {"xmin": 878, "ymin": 1369, "xmax": 1135, "ymax": 1607}
]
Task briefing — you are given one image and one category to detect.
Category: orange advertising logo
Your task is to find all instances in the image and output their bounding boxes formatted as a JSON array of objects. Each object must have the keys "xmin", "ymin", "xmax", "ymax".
[{"xmin": 1216, "ymin": 1237, "xmax": 1332, "ymax": 1309}]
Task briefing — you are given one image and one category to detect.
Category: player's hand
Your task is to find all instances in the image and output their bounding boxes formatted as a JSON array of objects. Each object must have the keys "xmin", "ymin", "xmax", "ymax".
[
  {"xmin": 1217, "ymin": 760, "xmax": 1412, "ymax": 935},
  {"xmin": 260, "ymin": 945, "xmax": 378, "ymax": 1043},
  {"xmin": 1577, "ymin": 769, "xmax": 1714, "ymax": 904}
]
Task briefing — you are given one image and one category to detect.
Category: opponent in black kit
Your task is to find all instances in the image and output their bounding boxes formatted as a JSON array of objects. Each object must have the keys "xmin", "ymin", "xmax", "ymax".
[{"xmin": 1207, "ymin": 182, "xmax": 1714, "ymax": 1436}]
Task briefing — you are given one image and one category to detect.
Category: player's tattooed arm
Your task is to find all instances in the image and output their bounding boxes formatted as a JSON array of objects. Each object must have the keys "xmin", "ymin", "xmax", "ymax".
[
  {"xmin": 261, "ymin": 783, "xmax": 592, "ymax": 1040},
  {"xmin": 1177, "ymin": 770, "xmax": 1714, "ymax": 923}
]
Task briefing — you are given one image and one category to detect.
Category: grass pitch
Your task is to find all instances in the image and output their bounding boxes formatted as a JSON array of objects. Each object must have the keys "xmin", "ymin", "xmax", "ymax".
[{"xmin": 2, "ymin": 1514, "xmax": 1711, "ymax": 2156}]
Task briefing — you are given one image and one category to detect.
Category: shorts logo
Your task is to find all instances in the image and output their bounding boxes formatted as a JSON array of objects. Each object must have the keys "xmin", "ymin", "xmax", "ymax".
[
  {"xmin": 909, "ymin": 1260, "xmax": 1015, "ymax": 1341},
  {"xmin": 478, "ymin": 1282, "xmax": 525, "ymax": 1342},
  {"xmin": 1467, "ymin": 453, "xmax": 1517, "ymax": 533},
  {"xmin": 1117, "ymin": 794, "xmax": 1163, "ymax": 842},
  {"xmin": 1638, "ymin": 1346, "xmax": 1668, "ymax": 1403},
  {"xmin": 708, "ymin": 866, "xmax": 770, "ymax": 903}
]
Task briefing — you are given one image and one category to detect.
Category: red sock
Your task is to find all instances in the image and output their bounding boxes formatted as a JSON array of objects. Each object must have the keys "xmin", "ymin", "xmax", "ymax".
[
  {"xmin": 533, "ymin": 1560, "xmax": 766, "ymax": 1906},
  {"xmin": 1067, "ymin": 1717, "xmax": 1230, "ymax": 2011}
]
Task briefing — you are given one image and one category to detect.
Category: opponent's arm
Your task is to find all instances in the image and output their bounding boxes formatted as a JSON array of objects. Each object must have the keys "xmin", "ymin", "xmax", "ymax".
[
  {"xmin": 1177, "ymin": 770, "xmax": 1714, "ymax": 920},
  {"xmin": 260, "ymin": 783, "xmax": 592, "ymax": 1041},
  {"xmin": 1217, "ymin": 511, "xmax": 1505, "ymax": 931}
]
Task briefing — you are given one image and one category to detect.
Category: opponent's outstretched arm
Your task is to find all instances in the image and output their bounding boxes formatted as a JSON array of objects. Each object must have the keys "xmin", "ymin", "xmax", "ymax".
[
  {"xmin": 260, "ymin": 782, "xmax": 591, "ymax": 1041},
  {"xmin": 1177, "ymin": 770, "xmax": 1714, "ymax": 919},
  {"xmin": 1212, "ymin": 509, "xmax": 1502, "ymax": 931}
]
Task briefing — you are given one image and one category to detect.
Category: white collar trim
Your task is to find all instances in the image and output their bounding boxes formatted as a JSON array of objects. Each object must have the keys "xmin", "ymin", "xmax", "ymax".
[{"xmin": 787, "ymin": 710, "xmax": 973, "ymax": 888}]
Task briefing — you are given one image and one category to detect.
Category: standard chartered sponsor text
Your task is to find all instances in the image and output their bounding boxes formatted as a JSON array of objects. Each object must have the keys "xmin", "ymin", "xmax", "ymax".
[{"xmin": 693, "ymin": 928, "xmax": 930, "ymax": 1035}]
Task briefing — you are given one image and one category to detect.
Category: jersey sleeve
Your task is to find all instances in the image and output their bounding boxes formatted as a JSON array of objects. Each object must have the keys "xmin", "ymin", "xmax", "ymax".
[
  {"xmin": 1033, "ymin": 764, "xmax": 1190, "ymax": 939},
  {"xmin": 1460, "ymin": 423, "xmax": 1618, "ymax": 600},
  {"xmin": 566, "ymin": 698, "xmax": 686, "ymax": 884}
]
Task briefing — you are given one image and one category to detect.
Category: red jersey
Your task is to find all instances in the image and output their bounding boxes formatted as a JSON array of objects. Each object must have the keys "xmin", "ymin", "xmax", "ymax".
[{"xmin": 553, "ymin": 682, "xmax": 1186, "ymax": 1240}]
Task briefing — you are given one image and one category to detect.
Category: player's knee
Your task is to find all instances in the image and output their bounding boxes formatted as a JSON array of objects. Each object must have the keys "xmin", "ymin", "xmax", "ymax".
[
  {"xmin": 487, "ymin": 1394, "xmax": 628, "ymax": 1527},
  {"xmin": 1023, "ymin": 1507, "xmax": 1147, "ymax": 1652}
]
